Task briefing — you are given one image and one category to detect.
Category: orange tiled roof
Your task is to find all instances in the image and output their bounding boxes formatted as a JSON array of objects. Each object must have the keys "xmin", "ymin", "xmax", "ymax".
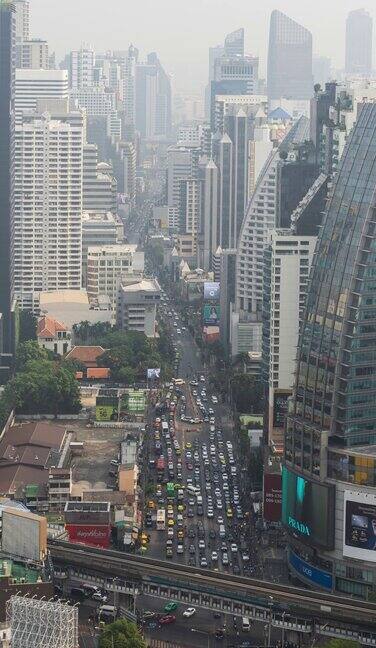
[
  {"xmin": 37, "ymin": 315, "xmax": 68, "ymax": 339},
  {"xmin": 65, "ymin": 346, "xmax": 106, "ymax": 364}
]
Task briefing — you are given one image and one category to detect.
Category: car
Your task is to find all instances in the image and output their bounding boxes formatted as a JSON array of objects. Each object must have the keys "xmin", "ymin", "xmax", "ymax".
[
  {"xmin": 143, "ymin": 611, "xmax": 157, "ymax": 621},
  {"xmin": 187, "ymin": 508, "xmax": 194, "ymax": 517},
  {"xmin": 222, "ymin": 553, "xmax": 229, "ymax": 565},
  {"xmin": 209, "ymin": 529, "xmax": 216, "ymax": 539},
  {"xmin": 215, "ymin": 629, "xmax": 225, "ymax": 640},
  {"xmin": 188, "ymin": 557, "xmax": 196, "ymax": 566},
  {"xmin": 183, "ymin": 607, "xmax": 196, "ymax": 618},
  {"xmin": 177, "ymin": 543, "xmax": 184, "ymax": 554},
  {"xmin": 207, "ymin": 508, "xmax": 214, "ymax": 518},
  {"xmin": 211, "ymin": 551, "xmax": 218, "ymax": 561},
  {"xmin": 188, "ymin": 528, "xmax": 196, "ymax": 538},
  {"xmin": 164, "ymin": 602, "xmax": 178, "ymax": 613},
  {"xmin": 197, "ymin": 505, "xmax": 203, "ymax": 516},
  {"xmin": 200, "ymin": 557, "xmax": 208, "ymax": 567},
  {"xmin": 177, "ymin": 504, "xmax": 185, "ymax": 512},
  {"xmin": 167, "ymin": 527, "xmax": 174, "ymax": 538},
  {"xmin": 167, "ymin": 519, "xmax": 174, "ymax": 527},
  {"xmin": 217, "ymin": 516, "xmax": 224, "ymax": 524},
  {"xmin": 159, "ymin": 615, "xmax": 176, "ymax": 625},
  {"xmin": 198, "ymin": 539, "xmax": 206, "ymax": 550},
  {"xmin": 177, "ymin": 529, "xmax": 184, "ymax": 540},
  {"xmin": 231, "ymin": 543, "xmax": 238, "ymax": 553},
  {"xmin": 166, "ymin": 548, "xmax": 173, "ymax": 558},
  {"xmin": 189, "ymin": 544, "xmax": 196, "ymax": 555},
  {"xmin": 92, "ymin": 591, "xmax": 107, "ymax": 602},
  {"xmin": 242, "ymin": 552, "xmax": 250, "ymax": 562},
  {"xmin": 185, "ymin": 441, "xmax": 192, "ymax": 449},
  {"xmin": 216, "ymin": 500, "xmax": 223, "ymax": 509}
]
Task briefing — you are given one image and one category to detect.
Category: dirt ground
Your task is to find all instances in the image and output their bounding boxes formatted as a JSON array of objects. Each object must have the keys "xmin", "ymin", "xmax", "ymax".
[{"xmin": 68, "ymin": 423, "xmax": 127, "ymax": 497}]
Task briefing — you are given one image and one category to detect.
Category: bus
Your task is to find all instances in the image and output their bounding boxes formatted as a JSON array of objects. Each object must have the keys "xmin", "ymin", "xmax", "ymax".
[
  {"xmin": 98, "ymin": 605, "xmax": 117, "ymax": 623},
  {"xmin": 166, "ymin": 482, "xmax": 175, "ymax": 499},
  {"xmin": 156, "ymin": 509, "xmax": 166, "ymax": 531}
]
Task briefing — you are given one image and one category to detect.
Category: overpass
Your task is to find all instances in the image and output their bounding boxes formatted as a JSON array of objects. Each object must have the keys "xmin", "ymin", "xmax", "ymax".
[{"xmin": 49, "ymin": 540, "xmax": 376, "ymax": 645}]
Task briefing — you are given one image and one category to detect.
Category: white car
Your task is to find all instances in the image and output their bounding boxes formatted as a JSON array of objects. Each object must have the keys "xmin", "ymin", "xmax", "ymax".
[{"xmin": 183, "ymin": 607, "xmax": 196, "ymax": 618}]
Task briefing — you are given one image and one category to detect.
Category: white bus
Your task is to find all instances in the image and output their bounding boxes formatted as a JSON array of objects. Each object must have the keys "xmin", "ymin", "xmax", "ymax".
[{"xmin": 156, "ymin": 509, "xmax": 166, "ymax": 531}]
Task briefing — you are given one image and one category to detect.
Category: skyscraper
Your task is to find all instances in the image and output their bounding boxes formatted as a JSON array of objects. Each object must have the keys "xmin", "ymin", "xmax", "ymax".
[
  {"xmin": 0, "ymin": 0, "xmax": 15, "ymax": 352},
  {"xmin": 224, "ymin": 28, "xmax": 244, "ymax": 57},
  {"xmin": 69, "ymin": 44, "xmax": 95, "ymax": 89},
  {"xmin": 13, "ymin": 0, "xmax": 29, "ymax": 67},
  {"xmin": 12, "ymin": 104, "xmax": 84, "ymax": 311},
  {"xmin": 284, "ymin": 103, "xmax": 376, "ymax": 595},
  {"xmin": 345, "ymin": 9, "xmax": 372, "ymax": 75},
  {"xmin": 267, "ymin": 10, "xmax": 313, "ymax": 103},
  {"xmin": 135, "ymin": 53, "xmax": 171, "ymax": 138}
]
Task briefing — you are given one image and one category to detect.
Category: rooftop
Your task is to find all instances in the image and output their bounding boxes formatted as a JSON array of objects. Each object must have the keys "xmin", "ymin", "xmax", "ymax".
[
  {"xmin": 120, "ymin": 278, "xmax": 160, "ymax": 293},
  {"xmin": 65, "ymin": 345, "xmax": 106, "ymax": 366},
  {"xmin": 37, "ymin": 315, "xmax": 68, "ymax": 339}
]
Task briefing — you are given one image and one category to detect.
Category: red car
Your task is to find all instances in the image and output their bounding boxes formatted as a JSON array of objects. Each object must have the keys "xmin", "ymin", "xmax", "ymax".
[{"xmin": 159, "ymin": 615, "xmax": 176, "ymax": 625}]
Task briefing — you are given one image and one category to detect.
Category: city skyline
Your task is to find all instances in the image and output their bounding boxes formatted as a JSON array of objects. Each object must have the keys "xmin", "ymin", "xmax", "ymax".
[{"xmin": 31, "ymin": 0, "xmax": 376, "ymax": 92}]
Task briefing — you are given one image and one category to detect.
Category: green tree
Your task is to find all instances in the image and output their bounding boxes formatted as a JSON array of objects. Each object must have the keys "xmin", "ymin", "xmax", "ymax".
[
  {"xmin": 230, "ymin": 374, "xmax": 264, "ymax": 413},
  {"xmin": 99, "ymin": 619, "xmax": 146, "ymax": 648},
  {"xmin": 15, "ymin": 340, "xmax": 50, "ymax": 371},
  {"xmin": 18, "ymin": 310, "xmax": 37, "ymax": 343}
]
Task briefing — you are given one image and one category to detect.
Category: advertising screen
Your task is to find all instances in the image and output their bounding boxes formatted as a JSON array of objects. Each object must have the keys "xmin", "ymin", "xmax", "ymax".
[
  {"xmin": 263, "ymin": 473, "xmax": 282, "ymax": 522},
  {"xmin": 282, "ymin": 466, "xmax": 335, "ymax": 548},
  {"xmin": 66, "ymin": 524, "xmax": 110, "ymax": 548},
  {"xmin": 203, "ymin": 304, "xmax": 220, "ymax": 325},
  {"xmin": 204, "ymin": 282, "xmax": 220, "ymax": 301},
  {"xmin": 127, "ymin": 389, "xmax": 146, "ymax": 412},
  {"xmin": 343, "ymin": 491, "xmax": 376, "ymax": 561},
  {"xmin": 273, "ymin": 391, "xmax": 291, "ymax": 428},
  {"xmin": 147, "ymin": 368, "xmax": 161, "ymax": 380}
]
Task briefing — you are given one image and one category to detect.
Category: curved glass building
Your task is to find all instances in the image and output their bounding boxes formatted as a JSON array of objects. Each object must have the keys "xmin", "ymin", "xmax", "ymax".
[{"xmin": 285, "ymin": 103, "xmax": 376, "ymax": 598}]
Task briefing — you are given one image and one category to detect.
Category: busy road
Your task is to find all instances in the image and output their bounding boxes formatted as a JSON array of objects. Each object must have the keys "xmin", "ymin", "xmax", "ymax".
[{"xmin": 143, "ymin": 290, "xmax": 261, "ymax": 580}]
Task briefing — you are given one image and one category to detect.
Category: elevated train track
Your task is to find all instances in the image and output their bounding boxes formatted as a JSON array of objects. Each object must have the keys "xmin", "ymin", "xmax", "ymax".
[{"xmin": 49, "ymin": 539, "xmax": 376, "ymax": 633}]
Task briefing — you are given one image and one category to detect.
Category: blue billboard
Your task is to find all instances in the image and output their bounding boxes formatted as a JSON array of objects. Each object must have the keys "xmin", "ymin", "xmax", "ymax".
[{"xmin": 289, "ymin": 549, "xmax": 333, "ymax": 590}]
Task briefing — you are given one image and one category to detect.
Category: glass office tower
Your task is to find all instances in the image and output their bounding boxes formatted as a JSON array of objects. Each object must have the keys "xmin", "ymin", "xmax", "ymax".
[{"xmin": 284, "ymin": 103, "xmax": 376, "ymax": 598}]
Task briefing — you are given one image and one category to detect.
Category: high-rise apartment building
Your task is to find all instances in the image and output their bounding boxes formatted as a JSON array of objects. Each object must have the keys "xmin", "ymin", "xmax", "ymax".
[
  {"xmin": 121, "ymin": 141, "xmax": 136, "ymax": 205},
  {"xmin": 12, "ymin": 105, "xmax": 84, "ymax": 311},
  {"xmin": 13, "ymin": 0, "xmax": 29, "ymax": 67},
  {"xmin": 69, "ymin": 45, "xmax": 95, "ymax": 89},
  {"xmin": 14, "ymin": 69, "xmax": 69, "ymax": 120},
  {"xmin": 122, "ymin": 44, "xmax": 138, "ymax": 126},
  {"xmin": 70, "ymin": 87, "xmax": 116, "ymax": 116},
  {"xmin": 0, "ymin": 0, "xmax": 15, "ymax": 351},
  {"xmin": 284, "ymin": 103, "xmax": 376, "ymax": 597},
  {"xmin": 345, "ymin": 9, "xmax": 372, "ymax": 75},
  {"xmin": 83, "ymin": 144, "xmax": 117, "ymax": 214},
  {"xmin": 267, "ymin": 10, "xmax": 313, "ymax": 104},
  {"xmin": 21, "ymin": 39, "xmax": 49, "ymax": 69}
]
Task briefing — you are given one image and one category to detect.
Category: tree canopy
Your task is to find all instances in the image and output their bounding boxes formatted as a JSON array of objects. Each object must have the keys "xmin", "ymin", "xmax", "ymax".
[
  {"xmin": 2, "ymin": 341, "xmax": 81, "ymax": 416},
  {"xmin": 231, "ymin": 374, "xmax": 264, "ymax": 414},
  {"xmin": 99, "ymin": 619, "xmax": 146, "ymax": 648}
]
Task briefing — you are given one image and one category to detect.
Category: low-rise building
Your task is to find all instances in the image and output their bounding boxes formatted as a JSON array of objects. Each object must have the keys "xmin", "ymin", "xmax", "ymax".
[
  {"xmin": 117, "ymin": 275, "xmax": 160, "ymax": 337},
  {"xmin": 48, "ymin": 468, "xmax": 72, "ymax": 512},
  {"xmin": 82, "ymin": 211, "xmax": 124, "ymax": 283},
  {"xmin": 37, "ymin": 315, "xmax": 71, "ymax": 355},
  {"xmin": 39, "ymin": 289, "xmax": 113, "ymax": 330},
  {"xmin": 65, "ymin": 345, "xmax": 106, "ymax": 368}
]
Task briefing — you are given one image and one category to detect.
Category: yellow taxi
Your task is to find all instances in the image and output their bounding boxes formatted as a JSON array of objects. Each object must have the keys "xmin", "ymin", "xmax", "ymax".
[
  {"xmin": 185, "ymin": 441, "xmax": 192, "ymax": 449},
  {"xmin": 177, "ymin": 504, "xmax": 185, "ymax": 512},
  {"xmin": 148, "ymin": 500, "xmax": 156, "ymax": 509},
  {"xmin": 167, "ymin": 518, "xmax": 174, "ymax": 527},
  {"xmin": 177, "ymin": 529, "xmax": 184, "ymax": 539},
  {"xmin": 226, "ymin": 508, "xmax": 233, "ymax": 519}
]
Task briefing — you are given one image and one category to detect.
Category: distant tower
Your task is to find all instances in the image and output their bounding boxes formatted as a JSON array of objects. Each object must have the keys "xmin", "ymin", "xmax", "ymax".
[
  {"xmin": 267, "ymin": 10, "xmax": 313, "ymax": 102},
  {"xmin": 0, "ymin": 0, "xmax": 15, "ymax": 352},
  {"xmin": 224, "ymin": 28, "xmax": 244, "ymax": 57},
  {"xmin": 345, "ymin": 9, "xmax": 372, "ymax": 74}
]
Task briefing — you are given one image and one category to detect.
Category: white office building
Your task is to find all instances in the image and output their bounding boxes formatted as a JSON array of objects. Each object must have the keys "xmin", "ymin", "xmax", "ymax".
[
  {"xmin": 12, "ymin": 106, "xmax": 84, "ymax": 312},
  {"xmin": 70, "ymin": 87, "xmax": 116, "ymax": 116},
  {"xmin": 117, "ymin": 276, "xmax": 160, "ymax": 337},
  {"xmin": 69, "ymin": 45, "xmax": 95, "ymax": 89},
  {"xmin": 87, "ymin": 244, "xmax": 144, "ymax": 308},
  {"xmin": 82, "ymin": 211, "xmax": 124, "ymax": 283},
  {"xmin": 83, "ymin": 144, "xmax": 117, "ymax": 214},
  {"xmin": 14, "ymin": 69, "xmax": 69, "ymax": 120},
  {"xmin": 263, "ymin": 229, "xmax": 316, "ymax": 441}
]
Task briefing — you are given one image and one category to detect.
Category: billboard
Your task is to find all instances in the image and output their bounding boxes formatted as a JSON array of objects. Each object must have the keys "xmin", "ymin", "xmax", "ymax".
[
  {"xmin": 147, "ymin": 368, "xmax": 161, "ymax": 380},
  {"xmin": 127, "ymin": 389, "xmax": 146, "ymax": 412},
  {"xmin": 203, "ymin": 304, "xmax": 220, "ymax": 325},
  {"xmin": 289, "ymin": 549, "xmax": 333, "ymax": 590},
  {"xmin": 273, "ymin": 390, "xmax": 291, "ymax": 428},
  {"xmin": 95, "ymin": 404, "xmax": 118, "ymax": 421},
  {"xmin": 204, "ymin": 282, "xmax": 220, "ymax": 301},
  {"xmin": 343, "ymin": 491, "xmax": 376, "ymax": 561},
  {"xmin": 2, "ymin": 508, "xmax": 47, "ymax": 562},
  {"xmin": 282, "ymin": 466, "xmax": 335, "ymax": 548},
  {"xmin": 65, "ymin": 524, "xmax": 110, "ymax": 548},
  {"xmin": 263, "ymin": 473, "xmax": 282, "ymax": 522}
]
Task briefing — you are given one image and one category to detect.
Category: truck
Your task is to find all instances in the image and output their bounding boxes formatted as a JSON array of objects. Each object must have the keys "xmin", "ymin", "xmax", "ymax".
[
  {"xmin": 166, "ymin": 482, "xmax": 175, "ymax": 499},
  {"xmin": 156, "ymin": 509, "xmax": 166, "ymax": 531}
]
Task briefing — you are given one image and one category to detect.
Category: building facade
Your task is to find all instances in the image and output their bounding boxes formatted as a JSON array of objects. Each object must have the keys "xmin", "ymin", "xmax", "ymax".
[
  {"xmin": 86, "ymin": 244, "xmax": 144, "ymax": 307},
  {"xmin": 345, "ymin": 9, "xmax": 372, "ymax": 75},
  {"xmin": 284, "ymin": 103, "xmax": 376, "ymax": 598},
  {"xmin": 267, "ymin": 10, "xmax": 313, "ymax": 104},
  {"xmin": 117, "ymin": 276, "xmax": 160, "ymax": 337}
]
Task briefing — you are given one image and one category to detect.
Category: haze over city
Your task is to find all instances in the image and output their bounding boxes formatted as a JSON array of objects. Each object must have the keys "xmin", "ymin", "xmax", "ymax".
[
  {"xmin": 32, "ymin": 0, "xmax": 376, "ymax": 91},
  {"xmin": 1, "ymin": 0, "xmax": 376, "ymax": 646}
]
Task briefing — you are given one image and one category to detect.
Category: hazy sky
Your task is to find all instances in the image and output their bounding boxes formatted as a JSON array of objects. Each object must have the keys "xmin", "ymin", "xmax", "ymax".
[{"xmin": 31, "ymin": 0, "xmax": 375, "ymax": 93}]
